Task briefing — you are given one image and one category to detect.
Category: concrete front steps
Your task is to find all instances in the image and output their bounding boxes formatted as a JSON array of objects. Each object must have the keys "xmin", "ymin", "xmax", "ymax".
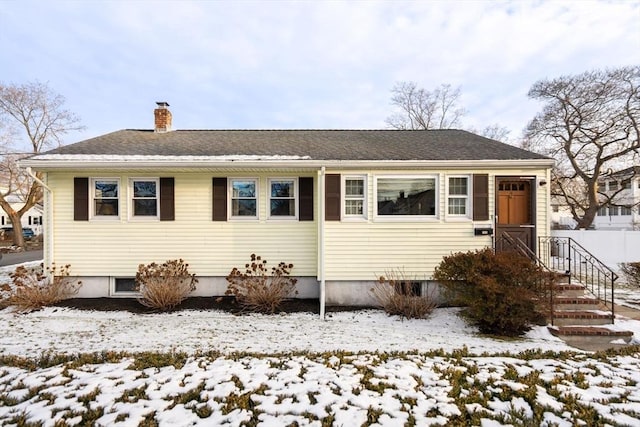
[{"xmin": 547, "ymin": 283, "xmax": 634, "ymax": 351}]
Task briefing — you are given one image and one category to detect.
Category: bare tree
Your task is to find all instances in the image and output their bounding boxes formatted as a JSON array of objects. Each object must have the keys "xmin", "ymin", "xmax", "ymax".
[
  {"xmin": 525, "ymin": 66, "xmax": 640, "ymax": 229},
  {"xmin": 478, "ymin": 124, "xmax": 511, "ymax": 142},
  {"xmin": 0, "ymin": 81, "xmax": 83, "ymax": 247},
  {"xmin": 386, "ymin": 82, "xmax": 466, "ymax": 130}
]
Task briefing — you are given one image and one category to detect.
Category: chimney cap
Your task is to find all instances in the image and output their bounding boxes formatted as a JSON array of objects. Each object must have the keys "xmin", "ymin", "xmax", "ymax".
[{"xmin": 156, "ymin": 101, "xmax": 170, "ymax": 108}]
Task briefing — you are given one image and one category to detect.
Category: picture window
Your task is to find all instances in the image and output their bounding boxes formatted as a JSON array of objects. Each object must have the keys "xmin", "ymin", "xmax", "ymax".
[{"xmin": 376, "ymin": 177, "xmax": 437, "ymax": 217}]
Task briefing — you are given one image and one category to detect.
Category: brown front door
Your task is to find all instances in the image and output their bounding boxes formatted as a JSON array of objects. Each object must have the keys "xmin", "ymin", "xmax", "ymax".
[{"xmin": 496, "ymin": 179, "xmax": 535, "ymax": 252}]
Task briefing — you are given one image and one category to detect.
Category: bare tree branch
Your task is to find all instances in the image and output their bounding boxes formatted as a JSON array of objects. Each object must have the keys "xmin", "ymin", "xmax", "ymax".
[
  {"xmin": 526, "ymin": 66, "xmax": 640, "ymax": 229},
  {"xmin": 386, "ymin": 81, "xmax": 466, "ymax": 130},
  {"xmin": 0, "ymin": 81, "xmax": 84, "ymax": 247}
]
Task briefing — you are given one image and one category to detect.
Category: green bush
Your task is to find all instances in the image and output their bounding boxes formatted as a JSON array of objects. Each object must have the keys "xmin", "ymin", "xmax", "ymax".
[
  {"xmin": 226, "ymin": 254, "xmax": 298, "ymax": 313},
  {"xmin": 433, "ymin": 248, "xmax": 555, "ymax": 336},
  {"xmin": 619, "ymin": 262, "xmax": 640, "ymax": 288}
]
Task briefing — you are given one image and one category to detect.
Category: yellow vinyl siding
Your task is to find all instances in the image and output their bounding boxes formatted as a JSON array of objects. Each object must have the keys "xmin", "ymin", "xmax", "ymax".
[
  {"xmin": 46, "ymin": 166, "xmax": 549, "ymax": 282},
  {"xmin": 48, "ymin": 172, "xmax": 317, "ymax": 277},
  {"xmin": 322, "ymin": 168, "xmax": 548, "ymax": 280}
]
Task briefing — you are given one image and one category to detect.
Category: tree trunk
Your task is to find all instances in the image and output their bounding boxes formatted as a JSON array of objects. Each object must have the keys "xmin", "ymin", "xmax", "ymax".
[
  {"xmin": 0, "ymin": 199, "xmax": 26, "ymax": 248},
  {"xmin": 575, "ymin": 206, "xmax": 597, "ymax": 230}
]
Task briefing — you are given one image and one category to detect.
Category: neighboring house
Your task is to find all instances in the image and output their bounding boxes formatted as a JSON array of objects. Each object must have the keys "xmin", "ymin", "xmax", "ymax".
[
  {"xmin": 0, "ymin": 190, "xmax": 44, "ymax": 235},
  {"xmin": 550, "ymin": 195, "xmax": 577, "ymax": 230},
  {"xmin": 593, "ymin": 166, "xmax": 640, "ymax": 231},
  {"xmin": 20, "ymin": 103, "xmax": 553, "ymax": 311}
]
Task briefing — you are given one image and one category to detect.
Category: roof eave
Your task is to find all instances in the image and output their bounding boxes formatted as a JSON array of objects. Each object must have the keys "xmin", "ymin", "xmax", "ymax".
[{"xmin": 20, "ymin": 158, "xmax": 555, "ymax": 170}]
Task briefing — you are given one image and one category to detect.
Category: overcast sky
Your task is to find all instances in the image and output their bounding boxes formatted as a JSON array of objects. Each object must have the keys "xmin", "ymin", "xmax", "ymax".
[{"xmin": 1, "ymin": 0, "xmax": 639, "ymax": 147}]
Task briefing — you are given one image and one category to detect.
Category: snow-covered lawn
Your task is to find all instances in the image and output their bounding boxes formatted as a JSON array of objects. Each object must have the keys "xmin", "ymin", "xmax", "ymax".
[{"xmin": 2, "ymin": 262, "xmax": 640, "ymax": 426}]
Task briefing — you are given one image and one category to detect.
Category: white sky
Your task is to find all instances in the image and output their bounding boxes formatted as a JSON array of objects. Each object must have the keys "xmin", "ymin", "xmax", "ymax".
[{"xmin": 1, "ymin": 0, "xmax": 639, "ymax": 147}]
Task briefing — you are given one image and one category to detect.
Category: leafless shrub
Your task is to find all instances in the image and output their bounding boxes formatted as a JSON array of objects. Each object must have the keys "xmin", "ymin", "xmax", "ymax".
[
  {"xmin": 8, "ymin": 263, "xmax": 81, "ymax": 312},
  {"xmin": 620, "ymin": 262, "xmax": 640, "ymax": 288},
  {"xmin": 226, "ymin": 254, "xmax": 298, "ymax": 313},
  {"xmin": 135, "ymin": 259, "xmax": 197, "ymax": 311},
  {"xmin": 371, "ymin": 268, "xmax": 437, "ymax": 319}
]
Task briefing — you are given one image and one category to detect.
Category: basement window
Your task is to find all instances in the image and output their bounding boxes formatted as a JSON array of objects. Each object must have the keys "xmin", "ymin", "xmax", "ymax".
[{"xmin": 112, "ymin": 277, "xmax": 138, "ymax": 295}]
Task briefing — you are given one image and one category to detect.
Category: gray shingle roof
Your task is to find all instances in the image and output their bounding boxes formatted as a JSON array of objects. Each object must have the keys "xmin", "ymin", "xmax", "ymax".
[{"xmin": 44, "ymin": 129, "xmax": 549, "ymax": 161}]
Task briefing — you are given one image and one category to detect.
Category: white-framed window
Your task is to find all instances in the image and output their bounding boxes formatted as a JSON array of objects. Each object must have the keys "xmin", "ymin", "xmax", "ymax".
[
  {"xmin": 375, "ymin": 175, "xmax": 438, "ymax": 218},
  {"xmin": 130, "ymin": 178, "xmax": 159, "ymax": 219},
  {"xmin": 111, "ymin": 277, "xmax": 138, "ymax": 296},
  {"xmin": 343, "ymin": 175, "xmax": 367, "ymax": 219},
  {"xmin": 91, "ymin": 178, "xmax": 120, "ymax": 219},
  {"xmin": 597, "ymin": 206, "xmax": 608, "ymax": 216},
  {"xmin": 230, "ymin": 178, "xmax": 258, "ymax": 219},
  {"xmin": 621, "ymin": 206, "xmax": 632, "ymax": 216},
  {"xmin": 447, "ymin": 176, "xmax": 470, "ymax": 218},
  {"xmin": 609, "ymin": 181, "xmax": 619, "ymax": 191},
  {"xmin": 610, "ymin": 206, "xmax": 619, "ymax": 216},
  {"xmin": 268, "ymin": 178, "xmax": 297, "ymax": 219}
]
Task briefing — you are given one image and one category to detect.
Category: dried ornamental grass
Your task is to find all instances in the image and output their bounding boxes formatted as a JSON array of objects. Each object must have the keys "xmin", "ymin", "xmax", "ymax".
[
  {"xmin": 371, "ymin": 268, "xmax": 438, "ymax": 319},
  {"xmin": 226, "ymin": 254, "xmax": 298, "ymax": 313},
  {"xmin": 8, "ymin": 263, "xmax": 81, "ymax": 312},
  {"xmin": 135, "ymin": 259, "xmax": 197, "ymax": 311}
]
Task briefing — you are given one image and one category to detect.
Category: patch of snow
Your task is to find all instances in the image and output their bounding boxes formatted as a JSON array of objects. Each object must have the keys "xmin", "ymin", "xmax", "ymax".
[{"xmin": 32, "ymin": 154, "xmax": 313, "ymax": 161}]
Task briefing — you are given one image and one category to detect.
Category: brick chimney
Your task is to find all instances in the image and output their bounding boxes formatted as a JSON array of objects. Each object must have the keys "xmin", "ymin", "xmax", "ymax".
[{"xmin": 154, "ymin": 101, "xmax": 172, "ymax": 133}]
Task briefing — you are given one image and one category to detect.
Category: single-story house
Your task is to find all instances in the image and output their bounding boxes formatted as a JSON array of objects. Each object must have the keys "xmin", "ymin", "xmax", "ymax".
[{"xmin": 21, "ymin": 102, "xmax": 553, "ymax": 313}]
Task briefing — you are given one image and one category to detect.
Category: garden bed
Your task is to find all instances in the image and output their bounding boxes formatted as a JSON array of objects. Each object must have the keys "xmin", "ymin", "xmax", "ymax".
[{"xmin": 54, "ymin": 296, "xmax": 369, "ymax": 314}]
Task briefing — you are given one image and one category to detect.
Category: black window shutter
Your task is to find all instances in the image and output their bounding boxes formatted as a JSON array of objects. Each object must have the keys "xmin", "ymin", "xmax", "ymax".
[
  {"xmin": 212, "ymin": 177, "xmax": 228, "ymax": 221},
  {"xmin": 325, "ymin": 174, "xmax": 341, "ymax": 221},
  {"xmin": 160, "ymin": 177, "xmax": 175, "ymax": 221},
  {"xmin": 473, "ymin": 174, "xmax": 489, "ymax": 221},
  {"xmin": 299, "ymin": 177, "xmax": 314, "ymax": 221},
  {"xmin": 74, "ymin": 177, "xmax": 89, "ymax": 221}
]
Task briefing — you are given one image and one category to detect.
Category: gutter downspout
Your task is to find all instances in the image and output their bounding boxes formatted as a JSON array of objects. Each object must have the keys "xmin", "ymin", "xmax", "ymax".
[
  {"xmin": 318, "ymin": 167, "xmax": 326, "ymax": 319},
  {"xmin": 26, "ymin": 167, "xmax": 52, "ymax": 271}
]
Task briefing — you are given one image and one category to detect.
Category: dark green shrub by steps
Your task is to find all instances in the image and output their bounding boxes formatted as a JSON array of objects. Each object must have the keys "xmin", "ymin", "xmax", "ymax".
[{"xmin": 433, "ymin": 248, "xmax": 555, "ymax": 336}]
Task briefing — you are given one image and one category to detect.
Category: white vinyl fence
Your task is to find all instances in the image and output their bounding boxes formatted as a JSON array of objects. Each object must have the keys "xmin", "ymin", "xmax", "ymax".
[{"xmin": 550, "ymin": 229, "xmax": 640, "ymax": 272}]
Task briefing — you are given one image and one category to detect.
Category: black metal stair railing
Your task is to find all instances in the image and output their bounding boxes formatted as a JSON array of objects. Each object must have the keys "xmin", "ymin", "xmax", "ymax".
[
  {"xmin": 538, "ymin": 236, "xmax": 617, "ymax": 323},
  {"xmin": 495, "ymin": 232, "xmax": 556, "ymax": 325}
]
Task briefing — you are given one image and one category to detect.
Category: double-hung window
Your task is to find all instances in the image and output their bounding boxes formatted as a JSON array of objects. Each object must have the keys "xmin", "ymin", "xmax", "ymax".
[
  {"xmin": 447, "ymin": 176, "xmax": 470, "ymax": 217},
  {"xmin": 231, "ymin": 178, "xmax": 258, "ymax": 219},
  {"xmin": 92, "ymin": 178, "xmax": 119, "ymax": 218},
  {"xmin": 376, "ymin": 176, "xmax": 437, "ymax": 217},
  {"xmin": 131, "ymin": 178, "xmax": 159, "ymax": 218},
  {"xmin": 269, "ymin": 178, "xmax": 296, "ymax": 218},
  {"xmin": 343, "ymin": 176, "xmax": 366, "ymax": 218}
]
